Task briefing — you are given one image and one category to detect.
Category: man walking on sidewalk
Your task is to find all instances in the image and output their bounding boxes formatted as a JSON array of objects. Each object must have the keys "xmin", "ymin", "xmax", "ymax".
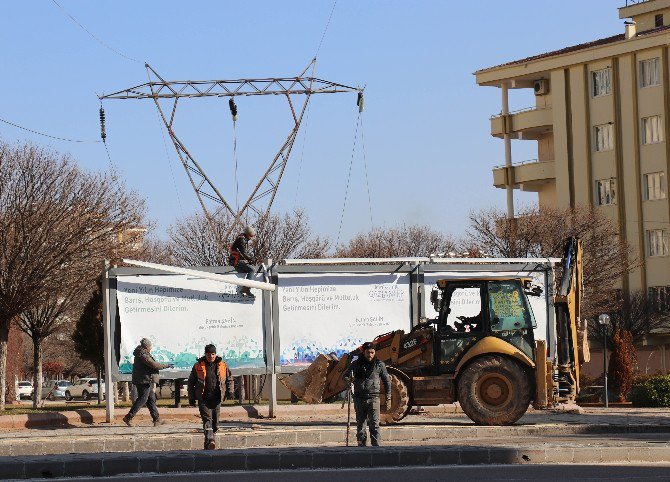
[
  {"xmin": 188, "ymin": 344, "xmax": 235, "ymax": 450},
  {"xmin": 346, "ymin": 342, "xmax": 392, "ymax": 447},
  {"xmin": 123, "ymin": 338, "xmax": 173, "ymax": 427},
  {"xmin": 229, "ymin": 226, "xmax": 256, "ymax": 298}
]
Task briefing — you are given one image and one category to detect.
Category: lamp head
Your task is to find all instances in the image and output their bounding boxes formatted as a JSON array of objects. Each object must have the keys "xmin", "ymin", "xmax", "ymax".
[{"xmin": 598, "ymin": 314, "xmax": 610, "ymax": 326}]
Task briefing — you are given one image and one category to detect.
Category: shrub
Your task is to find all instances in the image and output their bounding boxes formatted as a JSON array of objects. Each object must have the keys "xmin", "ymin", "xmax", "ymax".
[{"xmin": 630, "ymin": 375, "xmax": 670, "ymax": 407}]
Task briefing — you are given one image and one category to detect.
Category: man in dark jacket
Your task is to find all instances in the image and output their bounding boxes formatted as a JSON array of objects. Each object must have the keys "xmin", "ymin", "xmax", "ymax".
[
  {"xmin": 123, "ymin": 338, "xmax": 173, "ymax": 427},
  {"xmin": 229, "ymin": 226, "xmax": 256, "ymax": 298},
  {"xmin": 345, "ymin": 342, "xmax": 392, "ymax": 447},
  {"xmin": 188, "ymin": 344, "xmax": 235, "ymax": 450}
]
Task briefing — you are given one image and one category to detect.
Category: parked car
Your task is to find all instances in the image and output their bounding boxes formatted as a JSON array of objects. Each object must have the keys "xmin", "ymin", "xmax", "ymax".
[
  {"xmin": 16, "ymin": 381, "xmax": 33, "ymax": 400},
  {"xmin": 65, "ymin": 378, "xmax": 105, "ymax": 401},
  {"xmin": 155, "ymin": 379, "xmax": 188, "ymax": 400},
  {"xmin": 41, "ymin": 380, "xmax": 72, "ymax": 400}
]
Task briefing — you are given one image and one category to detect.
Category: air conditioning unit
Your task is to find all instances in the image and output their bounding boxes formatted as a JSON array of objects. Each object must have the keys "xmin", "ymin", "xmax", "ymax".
[{"xmin": 534, "ymin": 79, "xmax": 549, "ymax": 96}]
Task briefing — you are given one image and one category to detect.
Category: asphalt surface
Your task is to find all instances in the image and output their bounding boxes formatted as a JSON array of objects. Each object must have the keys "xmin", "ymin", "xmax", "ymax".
[{"xmin": 58, "ymin": 464, "xmax": 670, "ymax": 482}]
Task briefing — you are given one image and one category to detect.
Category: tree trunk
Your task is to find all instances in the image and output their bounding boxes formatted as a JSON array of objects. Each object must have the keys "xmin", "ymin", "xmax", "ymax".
[
  {"xmin": 0, "ymin": 322, "xmax": 9, "ymax": 411},
  {"xmin": 122, "ymin": 382, "xmax": 130, "ymax": 402},
  {"xmin": 32, "ymin": 338, "xmax": 43, "ymax": 409}
]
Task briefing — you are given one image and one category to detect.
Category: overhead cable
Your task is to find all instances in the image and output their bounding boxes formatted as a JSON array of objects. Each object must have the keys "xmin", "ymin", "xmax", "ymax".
[
  {"xmin": 315, "ymin": 0, "xmax": 338, "ymax": 58},
  {"xmin": 0, "ymin": 116, "xmax": 101, "ymax": 143},
  {"xmin": 336, "ymin": 113, "xmax": 361, "ymax": 246},
  {"xmin": 50, "ymin": 0, "xmax": 142, "ymax": 64}
]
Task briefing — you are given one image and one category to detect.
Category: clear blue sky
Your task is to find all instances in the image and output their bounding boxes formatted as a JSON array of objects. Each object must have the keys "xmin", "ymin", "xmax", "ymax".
[{"xmin": 1, "ymin": 1, "xmax": 622, "ymax": 245}]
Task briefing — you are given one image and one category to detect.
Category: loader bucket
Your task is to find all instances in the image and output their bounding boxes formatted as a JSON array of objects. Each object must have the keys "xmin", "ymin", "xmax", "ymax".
[{"xmin": 281, "ymin": 354, "xmax": 333, "ymax": 404}]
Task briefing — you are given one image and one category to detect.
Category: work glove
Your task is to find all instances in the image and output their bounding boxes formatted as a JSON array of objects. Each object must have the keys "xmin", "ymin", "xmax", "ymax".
[
  {"xmin": 189, "ymin": 399, "xmax": 196, "ymax": 407},
  {"xmin": 385, "ymin": 398, "xmax": 392, "ymax": 411}
]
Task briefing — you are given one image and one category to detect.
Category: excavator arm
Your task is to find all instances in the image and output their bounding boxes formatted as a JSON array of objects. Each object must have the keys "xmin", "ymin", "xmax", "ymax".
[{"xmin": 552, "ymin": 237, "xmax": 588, "ymax": 403}]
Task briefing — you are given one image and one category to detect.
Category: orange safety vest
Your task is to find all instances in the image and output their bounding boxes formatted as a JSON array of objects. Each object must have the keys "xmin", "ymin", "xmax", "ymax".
[{"xmin": 194, "ymin": 359, "xmax": 228, "ymax": 397}]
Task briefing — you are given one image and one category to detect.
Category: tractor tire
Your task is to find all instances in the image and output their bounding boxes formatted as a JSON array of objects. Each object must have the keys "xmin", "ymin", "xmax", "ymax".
[
  {"xmin": 380, "ymin": 373, "xmax": 411, "ymax": 425},
  {"xmin": 457, "ymin": 355, "xmax": 531, "ymax": 426},
  {"xmin": 82, "ymin": 390, "xmax": 90, "ymax": 401},
  {"xmin": 65, "ymin": 391, "xmax": 72, "ymax": 401}
]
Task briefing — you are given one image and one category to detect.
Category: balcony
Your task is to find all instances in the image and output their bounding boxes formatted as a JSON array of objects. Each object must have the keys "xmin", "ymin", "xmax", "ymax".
[
  {"xmin": 492, "ymin": 159, "xmax": 556, "ymax": 192},
  {"xmin": 490, "ymin": 106, "xmax": 553, "ymax": 140}
]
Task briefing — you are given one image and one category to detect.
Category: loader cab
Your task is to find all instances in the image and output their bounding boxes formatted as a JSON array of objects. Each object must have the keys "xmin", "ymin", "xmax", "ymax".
[{"xmin": 432, "ymin": 278, "xmax": 537, "ymax": 373}]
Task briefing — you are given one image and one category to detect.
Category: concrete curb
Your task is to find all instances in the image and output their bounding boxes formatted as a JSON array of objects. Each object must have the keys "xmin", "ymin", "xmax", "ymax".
[
  {"xmin": 0, "ymin": 403, "xmax": 464, "ymax": 429},
  {"xmin": 2, "ymin": 423, "xmax": 670, "ymax": 457},
  {"xmin": 1, "ymin": 444, "xmax": 670, "ymax": 479}
]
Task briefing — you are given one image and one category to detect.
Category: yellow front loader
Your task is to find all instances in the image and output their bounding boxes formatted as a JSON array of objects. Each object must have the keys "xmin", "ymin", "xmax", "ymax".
[{"xmin": 283, "ymin": 238, "xmax": 587, "ymax": 425}]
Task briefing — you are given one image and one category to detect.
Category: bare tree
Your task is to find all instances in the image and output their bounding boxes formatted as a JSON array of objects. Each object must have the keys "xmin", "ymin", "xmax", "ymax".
[
  {"xmin": 254, "ymin": 210, "xmax": 330, "ymax": 261},
  {"xmin": 589, "ymin": 290, "xmax": 670, "ymax": 345},
  {"xmin": 466, "ymin": 205, "xmax": 638, "ymax": 319},
  {"xmin": 0, "ymin": 141, "xmax": 146, "ymax": 409},
  {"xmin": 16, "ymin": 278, "xmax": 85, "ymax": 408},
  {"xmin": 335, "ymin": 224, "xmax": 456, "ymax": 258},
  {"xmin": 168, "ymin": 208, "xmax": 329, "ymax": 267}
]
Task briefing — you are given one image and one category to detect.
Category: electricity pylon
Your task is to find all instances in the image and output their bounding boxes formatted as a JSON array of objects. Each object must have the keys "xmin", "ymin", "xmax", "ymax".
[{"xmin": 100, "ymin": 60, "xmax": 362, "ymax": 250}]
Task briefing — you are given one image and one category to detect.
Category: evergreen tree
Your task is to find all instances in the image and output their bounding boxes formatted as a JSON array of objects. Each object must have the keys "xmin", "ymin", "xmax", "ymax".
[
  {"xmin": 72, "ymin": 282, "xmax": 105, "ymax": 402},
  {"xmin": 608, "ymin": 328, "xmax": 637, "ymax": 402}
]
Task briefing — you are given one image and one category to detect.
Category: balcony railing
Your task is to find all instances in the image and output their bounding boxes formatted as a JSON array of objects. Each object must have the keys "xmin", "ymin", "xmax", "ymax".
[
  {"xmin": 493, "ymin": 158, "xmax": 541, "ymax": 169},
  {"xmin": 624, "ymin": 0, "xmax": 653, "ymax": 6},
  {"xmin": 490, "ymin": 105, "xmax": 546, "ymax": 120}
]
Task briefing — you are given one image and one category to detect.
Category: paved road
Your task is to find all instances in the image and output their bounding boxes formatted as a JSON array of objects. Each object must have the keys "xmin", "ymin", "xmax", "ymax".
[{"xmin": 68, "ymin": 464, "xmax": 670, "ymax": 482}]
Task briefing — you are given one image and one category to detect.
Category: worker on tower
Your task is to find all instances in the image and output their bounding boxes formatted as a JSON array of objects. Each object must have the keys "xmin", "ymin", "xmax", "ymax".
[
  {"xmin": 345, "ymin": 342, "xmax": 392, "ymax": 447},
  {"xmin": 229, "ymin": 226, "xmax": 257, "ymax": 298},
  {"xmin": 188, "ymin": 344, "xmax": 235, "ymax": 450}
]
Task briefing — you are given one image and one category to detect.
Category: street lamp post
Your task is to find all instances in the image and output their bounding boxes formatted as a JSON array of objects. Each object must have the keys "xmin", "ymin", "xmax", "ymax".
[{"xmin": 598, "ymin": 314, "xmax": 611, "ymax": 408}]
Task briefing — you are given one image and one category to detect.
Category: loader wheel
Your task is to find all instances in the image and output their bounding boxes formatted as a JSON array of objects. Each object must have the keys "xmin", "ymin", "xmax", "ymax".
[
  {"xmin": 380, "ymin": 373, "xmax": 410, "ymax": 425},
  {"xmin": 457, "ymin": 355, "xmax": 531, "ymax": 426}
]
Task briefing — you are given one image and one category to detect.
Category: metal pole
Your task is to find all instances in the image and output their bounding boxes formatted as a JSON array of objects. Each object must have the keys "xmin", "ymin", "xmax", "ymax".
[
  {"xmin": 603, "ymin": 331, "xmax": 609, "ymax": 408},
  {"xmin": 102, "ymin": 261, "xmax": 115, "ymax": 423},
  {"xmin": 174, "ymin": 379, "xmax": 182, "ymax": 408},
  {"xmin": 502, "ymin": 82, "xmax": 514, "ymax": 219},
  {"xmin": 263, "ymin": 259, "xmax": 277, "ymax": 418}
]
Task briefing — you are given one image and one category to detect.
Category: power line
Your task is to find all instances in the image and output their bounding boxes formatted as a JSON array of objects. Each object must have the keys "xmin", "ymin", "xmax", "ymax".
[
  {"xmin": 50, "ymin": 0, "xmax": 142, "ymax": 64},
  {"xmin": 0, "ymin": 116, "xmax": 101, "ymax": 143},
  {"xmin": 359, "ymin": 114, "xmax": 373, "ymax": 228},
  {"xmin": 315, "ymin": 0, "xmax": 338, "ymax": 59},
  {"xmin": 336, "ymin": 113, "xmax": 361, "ymax": 246}
]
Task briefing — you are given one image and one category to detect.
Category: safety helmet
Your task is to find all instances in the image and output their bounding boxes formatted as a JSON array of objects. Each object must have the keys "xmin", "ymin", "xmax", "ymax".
[{"xmin": 244, "ymin": 226, "xmax": 256, "ymax": 237}]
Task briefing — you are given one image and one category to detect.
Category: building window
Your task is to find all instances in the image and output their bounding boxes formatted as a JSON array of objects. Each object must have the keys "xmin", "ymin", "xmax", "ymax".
[
  {"xmin": 642, "ymin": 115, "xmax": 664, "ymax": 144},
  {"xmin": 647, "ymin": 229, "xmax": 668, "ymax": 257},
  {"xmin": 644, "ymin": 172, "xmax": 666, "ymax": 200},
  {"xmin": 594, "ymin": 123, "xmax": 614, "ymax": 151},
  {"xmin": 656, "ymin": 14, "xmax": 664, "ymax": 28},
  {"xmin": 592, "ymin": 68, "xmax": 612, "ymax": 97},
  {"xmin": 640, "ymin": 58, "xmax": 661, "ymax": 88},
  {"xmin": 648, "ymin": 286, "xmax": 670, "ymax": 312},
  {"xmin": 596, "ymin": 178, "xmax": 617, "ymax": 205}
]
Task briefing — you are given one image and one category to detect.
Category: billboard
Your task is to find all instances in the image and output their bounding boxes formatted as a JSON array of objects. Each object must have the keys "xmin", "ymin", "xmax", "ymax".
[
  {"xmin": 277, "ymin": 272, "xmax": 412, "ymax": 367},
  {"xmin": 116, "ymin": 274, "xmax": 265, "ymax": 374}
]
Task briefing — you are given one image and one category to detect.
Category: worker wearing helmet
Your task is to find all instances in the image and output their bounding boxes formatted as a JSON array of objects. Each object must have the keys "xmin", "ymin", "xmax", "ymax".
[
  {"xmin": 229, "ymin": 226, "xmax": 256, "ymax": 298},
  {"xmin": 345, "ymin": 342, "xmax": 392, "ymax": 447}
]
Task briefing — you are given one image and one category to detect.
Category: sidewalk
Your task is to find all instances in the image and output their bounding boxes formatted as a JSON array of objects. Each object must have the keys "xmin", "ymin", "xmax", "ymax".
[
  {"xmin": 1, "ymin": 407, "xmax": 669, "ymax": 457},
  {"xmin": 1, "ymin": 407, "xmax": 670, "ymax": 479},
  {"xmin": 2, "ymin": 439, "xmax": 670, "ymax": 479},
  {"xmin": 0, "ymin": 402, "xmax": 463, "ymax": 429}
]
